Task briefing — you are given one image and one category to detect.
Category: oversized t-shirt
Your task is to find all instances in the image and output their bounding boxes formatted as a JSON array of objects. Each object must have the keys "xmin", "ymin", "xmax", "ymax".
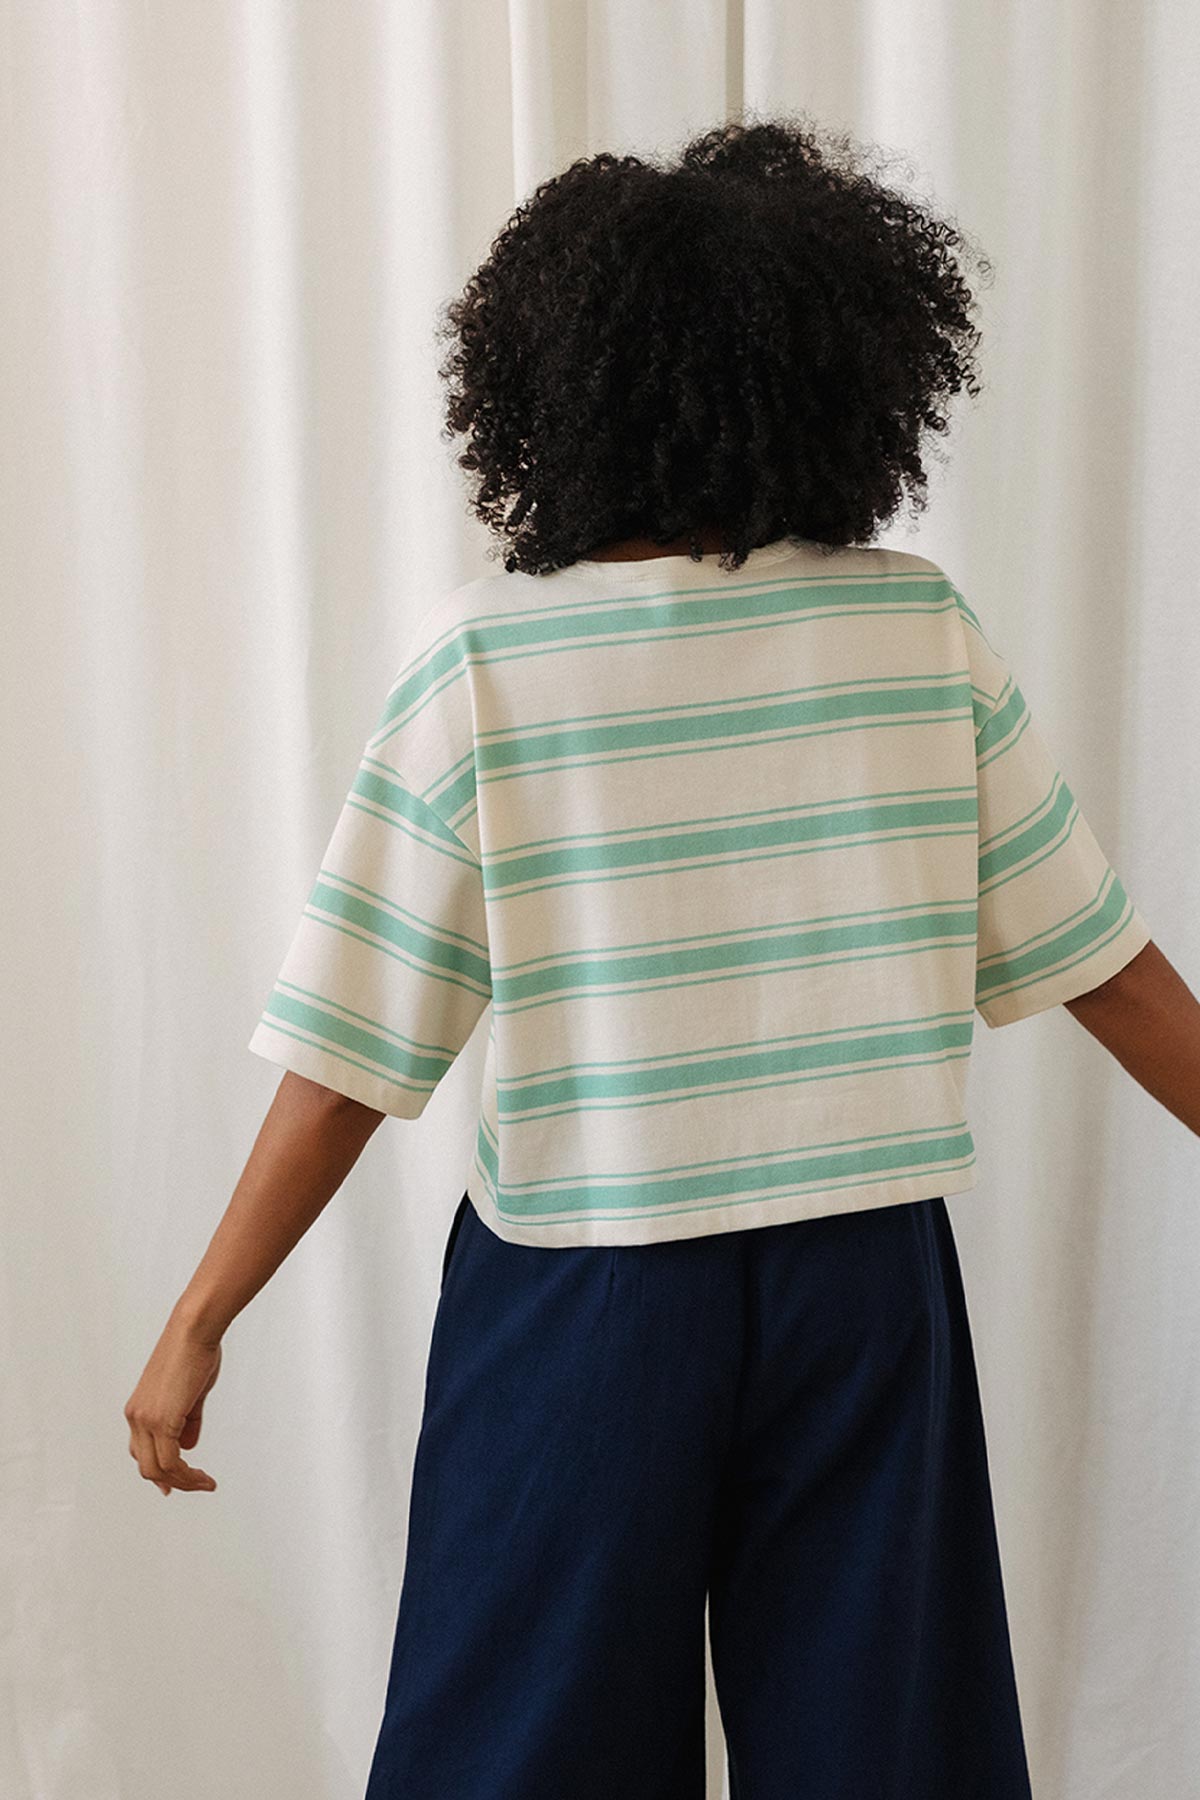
[{"xmin": 247, "ymin": 539, "xmax": 1152, "ymax": 1247}]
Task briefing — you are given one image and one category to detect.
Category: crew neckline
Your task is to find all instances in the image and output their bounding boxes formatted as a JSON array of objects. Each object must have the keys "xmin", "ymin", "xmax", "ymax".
[{"xmin": 567, "ymin": 536, "xmax": 805, "ymax": 582}]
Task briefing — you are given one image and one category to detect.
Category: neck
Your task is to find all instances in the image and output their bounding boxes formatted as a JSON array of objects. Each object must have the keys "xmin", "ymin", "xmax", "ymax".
[{"xmin": 582, "ymin": 525, "xmax": 727, "ymax": 562}]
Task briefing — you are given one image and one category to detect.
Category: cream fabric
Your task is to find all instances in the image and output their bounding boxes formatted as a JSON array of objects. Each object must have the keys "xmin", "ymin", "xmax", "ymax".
[{"xmin": 248, "ymin": 542, "xmax": 1151, "ymax": 1245}]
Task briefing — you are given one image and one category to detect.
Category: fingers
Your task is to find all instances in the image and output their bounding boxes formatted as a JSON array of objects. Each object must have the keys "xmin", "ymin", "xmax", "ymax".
[
  {"xmin": 127, "ymin": 1418, "xmax": 218, "ymax": 1495},
  {"xmin": 178, "ymin": 1393, "xmax": 208, "ymax": 1450},
  {"xmin": 124, "ymin": 1333, "xmax": 223, "ymax": 1496},
  {"xmin": 153, "ymin": 1427, "xmax": 218, "ymax": 1492}
]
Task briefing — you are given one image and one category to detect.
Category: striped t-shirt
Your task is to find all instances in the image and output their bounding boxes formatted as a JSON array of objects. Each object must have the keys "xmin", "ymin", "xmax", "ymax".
[{"xmin": 247, "ymin": 538, "xmax": 1152, "ymax": 1247}]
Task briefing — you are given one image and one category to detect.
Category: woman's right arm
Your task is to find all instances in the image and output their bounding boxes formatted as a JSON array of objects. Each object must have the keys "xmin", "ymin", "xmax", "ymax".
[{"xmin": 124, "ymin": 1072, "xmax": 386, "ymax": 1496}]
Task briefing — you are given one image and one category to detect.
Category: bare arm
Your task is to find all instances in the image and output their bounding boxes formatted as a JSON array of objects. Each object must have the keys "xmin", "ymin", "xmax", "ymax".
[
  {"xmin": 174, "ymin": 1071, "xmax": 386, "ymax": 1338},
  {"xmin": 124, "ymin": 1071, "xmax": 386, "ymax": 1496},
  {"xmin": 1064, "ymin": 939, "xmax": 1200, "ymax": 1136}
]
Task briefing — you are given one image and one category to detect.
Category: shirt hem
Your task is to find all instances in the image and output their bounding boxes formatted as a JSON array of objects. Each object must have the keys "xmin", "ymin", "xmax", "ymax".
[
  {"xmin": 246, "ymin": 1021, "xmax": 430, "ymax": 1118},
  {"xmin": 463, "ymin": 1161, "xmax": 979, "ymax": 1249},
  {"xmin": 976, "ymin": 909, "xmax": 1153, "ymax": 1029}
]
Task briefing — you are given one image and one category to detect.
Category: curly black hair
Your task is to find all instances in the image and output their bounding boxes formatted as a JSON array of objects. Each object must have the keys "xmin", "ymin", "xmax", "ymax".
[{"xmin": 435, "ymin": 111, "xmax": 993, "ymax": 576}]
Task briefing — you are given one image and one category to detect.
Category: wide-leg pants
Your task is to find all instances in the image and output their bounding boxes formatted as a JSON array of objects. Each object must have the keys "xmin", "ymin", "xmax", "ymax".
[{"xmin": 364, "ymin": 1190, "xmax": 1034, "ymax": 1800}]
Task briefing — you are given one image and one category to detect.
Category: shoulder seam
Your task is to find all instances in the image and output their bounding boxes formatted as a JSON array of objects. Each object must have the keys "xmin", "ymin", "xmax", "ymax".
[
  {"xmin": 407, "ymin": 774, "xmax": 482, "ymax": 867},
  {"xmin": 946, "ymin": 583, "xmax": 1009, "ymax": 737},
  {"xmin": 365, "ymin": 750, "xmax": 483, "ymax": 869}
]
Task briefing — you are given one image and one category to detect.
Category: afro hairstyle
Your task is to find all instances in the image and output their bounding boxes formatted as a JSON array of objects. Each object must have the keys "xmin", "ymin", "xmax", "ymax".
[{"xmin": 435, "ymin": 111, "xmax": 993, "ymax": 575}]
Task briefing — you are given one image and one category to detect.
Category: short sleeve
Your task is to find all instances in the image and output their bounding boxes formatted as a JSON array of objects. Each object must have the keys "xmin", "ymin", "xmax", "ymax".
[
  {"xmin": 247, "ymin": 652, "xmax": 492, "ymax": 1115},
  {"xmin": 954, "ymin": 589, "xmax": 1153, "ymax": 1029}
]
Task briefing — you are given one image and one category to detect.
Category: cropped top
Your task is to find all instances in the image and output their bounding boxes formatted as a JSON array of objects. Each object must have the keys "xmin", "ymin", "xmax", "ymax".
[{"xmin": 247, "ymin": 539, "xmax": 1152, "ymax": 1246}]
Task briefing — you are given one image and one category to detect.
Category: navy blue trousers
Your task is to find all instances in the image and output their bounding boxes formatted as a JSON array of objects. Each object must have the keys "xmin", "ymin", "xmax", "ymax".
[{"xmin": 364, "ymin": 1192, "xmax": 1033, "ymax": 1799}]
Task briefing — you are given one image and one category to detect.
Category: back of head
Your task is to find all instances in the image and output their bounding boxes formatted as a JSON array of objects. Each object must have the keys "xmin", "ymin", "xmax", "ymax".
[{"xmin": 436, "ymin": 112, "xmax": 993, "ymax": 576}]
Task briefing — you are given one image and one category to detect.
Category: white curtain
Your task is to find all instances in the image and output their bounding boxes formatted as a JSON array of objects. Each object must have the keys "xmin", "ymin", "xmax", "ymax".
[{"xmin": 6, "ymin": 3, "xmax": 1198, "ymax": 1796}]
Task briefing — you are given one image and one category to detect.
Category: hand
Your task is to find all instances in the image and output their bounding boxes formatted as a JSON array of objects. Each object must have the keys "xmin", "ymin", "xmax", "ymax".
[{"xmin": 125, "ymin": 1313, "xmax": 222, "ymax": 1496}]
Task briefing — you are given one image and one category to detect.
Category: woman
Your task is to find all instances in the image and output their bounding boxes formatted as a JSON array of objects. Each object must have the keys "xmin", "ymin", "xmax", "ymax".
[{"xmin": 126, "ymin": 114, "xmax": 1193, "ymax": 1798}]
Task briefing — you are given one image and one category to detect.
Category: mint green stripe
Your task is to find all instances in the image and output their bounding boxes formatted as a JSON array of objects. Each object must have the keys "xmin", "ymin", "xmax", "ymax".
[
  {"xmin": 500, "ymin": 1118, "xmax": 964, "ymax": 1192},
  {"xmin": 350, "ymin": 761, "xmax": 479, "ymax": 860},
  {"xmin": 495, "ymin": 1154, "xmax": 975, "ymax": 1226},
  {"xmin": 978, "ymin": 776, "xmax": 1076, "ymax": 887},
  {"xmin": 951, "ymin": 589, "xmax": 985, "ymax": 634},
  {"xmin": 495, "ymin": 896, "xmax": 971, "ymax": 975},
  {"xmin": 429, "ymin": 681, "xmax": 971, "ymax": 822},
  {"xmin": 473, "ymin": 676, "xmax": 971, "ymax": 778},
  {"xmin": 501, "ymin": 1042, "xmax": 972, "ymax": 1121},
  {"xmin": 316, "ymin": 871, "xmax": 488, "ymax": 956},
  {"xmin": 976, "ymin": 871, "xmax": 1135, "ymax": 1002},
  {"xmin": 372, "ymin": 576, "xmax": 960, "ymax": 823},
  {"xmin": 977, "ymin": 767, "xmax": 1062, "ymax": 855},
  {"xmin": 260, "ymin": 990, "xmax": 456, "ymax": 1089},
  {"xmin": 491, "ymin": 904, "xmax": 975, "ymax": 1007},
  {"xmin": 475, "ymin": 1112, "xmax": 498, "ymax": 1179},
  {"xmin": 484, "ymin": 791, "xmax": 978, "ymax": 895},
  {"xmin": 506, "ymin": 1047, "xmax": 971, "ymax": 1122},
  {"xmin": 483, "ymin": 670, "xmax": 964, "ymax": 744},
  {"xmin": 441, "ymin": 708, "xmax": 978, "ymax": 827},
  {"xmin": 488, "ymin": 786, "xmax": 975, "ymax": 867},
  {"xmin": 371, "ymin": 578, "xmax": 958, "ymax": 744},
  {"xmin": 490, "ymin": 1127, "xmax": 976, "ymax": 1218},
  {"xmin": 975, "ymin": 680, "xmax": 1025, "ymax": 759},
  {"xmin": 498, "ymin": 1019, "xmax": 973, "ymax": 1117},
  {"xmin": 970, "ymin": 691, "xmax": 995, "ymax": 732},
  {"xmin": 308, "ymin": 879, "xmax": 490, "ymax": 992}
]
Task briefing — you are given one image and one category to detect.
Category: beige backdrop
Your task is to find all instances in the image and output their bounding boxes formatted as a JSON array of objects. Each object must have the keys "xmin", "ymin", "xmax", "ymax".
[{"xmin": 4, "ymin": 2, "xmax": 1199, "ymax": 1796}]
